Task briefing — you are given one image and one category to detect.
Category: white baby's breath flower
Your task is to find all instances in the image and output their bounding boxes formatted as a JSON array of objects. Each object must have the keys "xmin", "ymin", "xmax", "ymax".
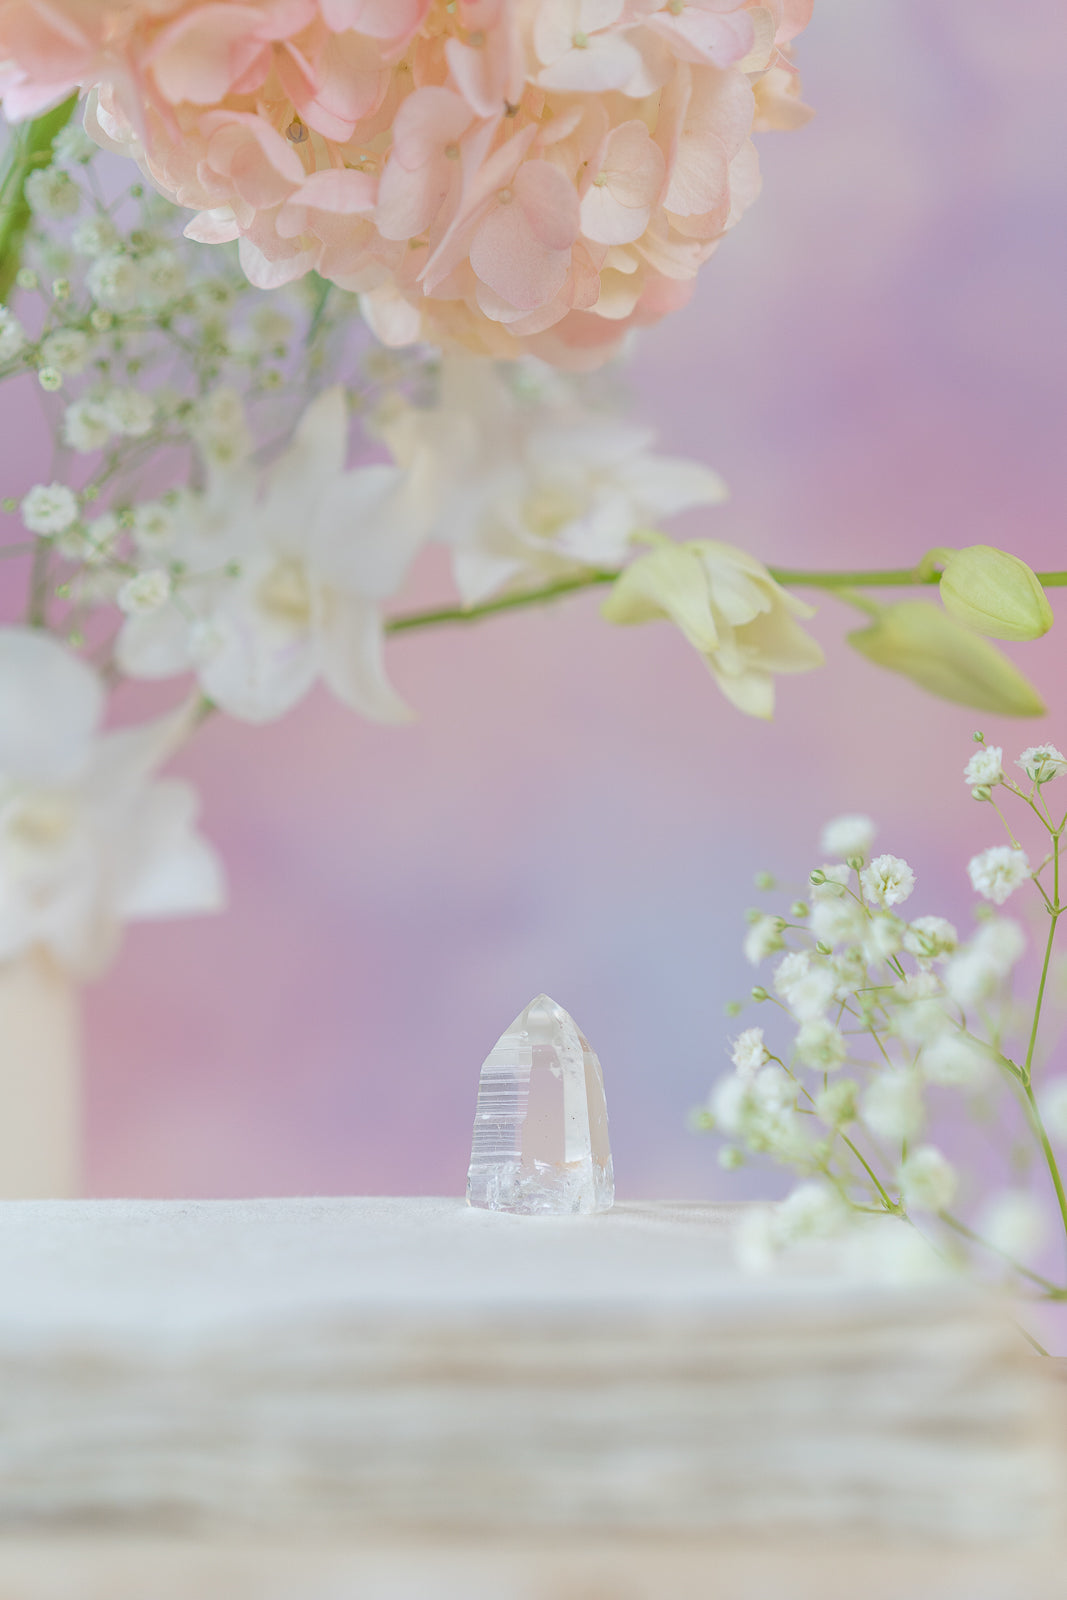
[
  {"xmin": 861, "ymin": 912, "xmax": 906, "ymax": 964},
  {"xmin": 62, "ymin": 399, "xmax": 113, "ymax": 454},
  {"xmin": 964, "ymin": 746, "xmax": 1003, "ymax": 787},
  {"xmin": 773, "ymin": 950, "xmax": 810, "ymax": 997},
  {"xmin": 898, "ymin": 1146, "xmax": 957, "ymax": 1213},
  {"xmin": 775, "ymin": 1182, "xmax": 852, "ymax": 1245},
  {"xmin": 788, "ymin": 965, "xmax": 838, "ymax": 1021},
  {"xmin": 117, "ymin": 569, "xmax": 171, "ymax": 616},
  {"xmin": 903, "ymin": 916, "xmax": 959, "ymax": 961},
  {"xmin": 891, "ymin": 972, "xmax": 953, "ymax": 1046},
  {"xmin": 968, "ymin": 846, "xmax": 1030, "ymax": 905},
  {"xmin": 82, "ymin": 512, "xmax": 119, "ymax": 564},
  {"xmin": 730, "ymin": 1027, "xmax": 768, "ymax": 1078},
  {"xmin": 39, "ymin": 328, "xmax": 90, "ymax": 376},
  {"xmin": 862, "ymin": 1071, "xmax": 925, "ymax": 1142},
  {"xmin": 815, "ymin": 1078, "xmax": 858, "ymax": 1126},
  {"xmin": 971, "ymin": 918, "xmax": 1026, "ymax": 973},
  {"xmin": 1039, "ymin": 1079, "xmax": 1067, "ymax": 1145},
  {"xmin": 72, "ymin": 216, "xmax": 120, "ymax": 258},
  {"xmin": 794, "ymin": 1018, "xmax": 847, "ymax": 1072},
  {"xmin": 24, "ymin": 165, "xmax": 79, "ymax": 219},
  {"xmin": 979, "ymin": 1191, "xmax": 1046, "ymax": 1261},
  {"xmin": 920, "ymin": 1032, "xmax": 993, "ymax": 1091},
  {"xmin": 87, "ymin": 252, "xmax": 140, "ymax": 312},
  {"xmin": 810, "ymin": 862, "xmax": 850, "ymax": 901},
  {"xmin": 1017, "ymin": 744, "xmax": 1067, "ymax": 785},
  {"xmin": 189, "ymin": 385, "xmax": 253, "ymax": 467},
  {"xmin": 21, "ymin": 483, "xmax": 79, "ymax": 536},
  {"xmin": 830, "ymin": 949, "xmax": 867, "ymax": 1001},
  {"xmin": 861, "ymin": 854, "xmax": 916, "ymax": 907},
  {"xmin": 51, "ymin": 123, "xmax": 96, "ymax": 165},
  {"xmin": 820, "ymin": 814, "xmax": 876, "ymax": 863},
  {"xmin": 810, "ymin": 895, "xmax": 866, "ymax": 950},
  {"xmin": 0, "ymin": 305, "xmax": 26, "ymax": 363},
  {"xmin": 131, "ymin": 500, "xmax": 177, "ymax": 551},
  {"xmin": 743, "ymin": 912, "xmax": 784, "ymax": 965},
  {"xmin": 139, "ymin": 249, "xmax": 186, "ymax": 309},
  {"xmin": 103, "ymin": 387, "xmax": 156, "ymax": 438}
]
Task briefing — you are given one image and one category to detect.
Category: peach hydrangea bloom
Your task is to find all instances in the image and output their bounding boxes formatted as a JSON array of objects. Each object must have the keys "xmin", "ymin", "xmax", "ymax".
[{"xmin": 0, "ymin": 0, "xmax": 813, "ymax": 365}]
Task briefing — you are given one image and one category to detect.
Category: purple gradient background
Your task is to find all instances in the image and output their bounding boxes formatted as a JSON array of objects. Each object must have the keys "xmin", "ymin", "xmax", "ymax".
[{"xmin": 6, "ymin": 0, "xmax": 1067, "ymax": 1201}]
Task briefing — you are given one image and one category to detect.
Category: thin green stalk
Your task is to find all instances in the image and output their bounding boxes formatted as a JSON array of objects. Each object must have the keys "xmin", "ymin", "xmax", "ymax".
[
  {"xmin": 384, "ymin": 563, "xmax": 1067, "ymax": 636},
  {"xmin": 386, "ymin": 570, "xmax": 620, "ymax": 634},
  {"xmin": 0, "ymin": 96, "xmax": 79, "ymax": 303},
  {"xmin": 940, "ymin": 1209, "xmax": 1065, "ymax": 1296},
  {"xmin": 1024, "ymin": 841, "xmax": 1060, "ymax": 1089}
]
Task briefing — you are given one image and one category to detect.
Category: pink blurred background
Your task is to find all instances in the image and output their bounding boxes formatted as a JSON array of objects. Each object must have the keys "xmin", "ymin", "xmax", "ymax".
[{"xmin": 6, "ymin": 0, "xmax": 1067, "ymax": 1201}]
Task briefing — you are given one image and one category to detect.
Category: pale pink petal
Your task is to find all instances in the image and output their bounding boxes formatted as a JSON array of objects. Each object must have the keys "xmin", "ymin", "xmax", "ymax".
[{"xmin": 146, "ymin": 6, "xmax": 269, "ymax": 105}]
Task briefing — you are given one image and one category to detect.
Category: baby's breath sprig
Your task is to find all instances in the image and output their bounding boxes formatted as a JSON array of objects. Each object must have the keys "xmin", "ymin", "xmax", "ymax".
[{"xmin": 704, "ymin": 743, "xmax": 1067, "ymax": 1311}]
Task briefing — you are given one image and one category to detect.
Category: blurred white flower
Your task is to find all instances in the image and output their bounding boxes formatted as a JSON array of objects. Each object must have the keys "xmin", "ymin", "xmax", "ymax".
[
  {"xmin": 0, "ymin": 306, "xmax": 26, "ymax": 363},
  {"xmin": 0, "ymin": 629, "xmax": 223, "ymax": 977},
  {"xmin": 86, "ymin": 252, "xmax": 140, "ymax": 312},
  {"xmin": 809, "ymin": 862, "xmax": 850, "ymax": 901},
  {"xmin": 743, "ymin": 913, "xmax": 785, "ymax": 965},
  {"xmin": 964, "ymin": 746, "xmax": 1002, "ymax": 788},
  {"xmin": 903, "ymin": 916, "xmax": 959, "ymax": 961},
  {"xmin": 39, "ymin": 329, "xmax": 89, "ymax": 376},
  {"xmin": 861, "ymin": 853, "xmax": 915, "ymax": 907},
  {"xmin": 1017, "ymin": 744, "xmax": 1067, "ymax": 785},
  {"xmin": 62, "ymin": 399, "xmax": 113, "ymax": 454},
  {"xmin": 118, "ymin": 570, "xmax": 171, "ymax": 616},
  {"xmin": 24, "ymin": 165, "xmax": 79, "ymax": 219},
  {"xmin": 810, "ymin": 895, "xmax": 866, "ymax": 951},
  {"xmin": 920, "ymin": 1032, "xmax": 993, "ymax": 1091},
  {"xmin": 71, "ymin": 216, "xmax": 120, "ymax": 258},
  {"xmin": 381, "ymin": 355, "xmax": 729, "ymax": 606},
  {"xmin": 117, "ymin": 387, "xmax": 425, "ymax": 724},
  {"xmin": 898, "ymin": 1146, "xmax": 957, "ymax": 1213},
  {"xmin": 968, "ymin": 845, "xmax": 1030, "ymax": 905},
  {"xmin": 863, "ymin": 1071, "xmax": 925, "ymax": 1142},
  {"xmin": 820, "ymin": 814, "xmax": 875, "ymax": 862},
  {"xmin": 103, "ymin": 386, "xmax": 156, "ymax": 438},
  {"xmin": 979, "ymin": 1191, "xmax": 1046, "ymax": 1261},
  {"xmin": 794, "ymin": 1018, "xmax": 847, "ymax": 1072}
]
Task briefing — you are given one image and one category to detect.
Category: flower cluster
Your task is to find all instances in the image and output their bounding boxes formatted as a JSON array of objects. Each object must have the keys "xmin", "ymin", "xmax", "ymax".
[
  {"xmin": 3, "ymin": 145, "xmax": 746, "ymax": 731},
  {"xmin": 701, "ymin": 735, "xmax": 1067, "ymax": 1310},
  {"xmin": 0, "ymin": 0, "xmax": 813, "ymax": 365}
]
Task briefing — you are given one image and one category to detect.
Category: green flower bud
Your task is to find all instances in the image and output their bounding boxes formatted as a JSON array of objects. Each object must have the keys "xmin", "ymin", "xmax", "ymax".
[
  {"xmin": 848, "ymin": 602, "xmax": 1045, "ymax": 717},
  {"xmin": 751, "ymin": 986, "xmax": 769, "ymax": 1002},
  {"xmin": 754, "ymin": 871, "xmax": 776, "ymax": 891},
  {"xmin": 809, "ymin": 869, "xmax": 827, "ymax": 886},
  {"xmin": 971, "ymin": 785, "xmax": 992, "ymax": 802},
  {"xmin": 939, "ymin": 546, "xmax": 1053, "ymax": 641},
  {"xmin": 718, "ymin": 1146, "xmax": 745, "ymax": 1171},
  {"xmin": 723, "ymin": 1000, "xmax": 743, "ymax": 1018},
  {"xmin": 790, "ymin": 901, "xmax": 810, "ymax": 920}
]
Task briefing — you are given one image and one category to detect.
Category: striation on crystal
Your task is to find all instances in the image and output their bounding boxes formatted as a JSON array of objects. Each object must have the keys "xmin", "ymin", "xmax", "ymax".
[{"xmin": 466, "ymin": 994, "xmax": 614, "ymax": 1215}]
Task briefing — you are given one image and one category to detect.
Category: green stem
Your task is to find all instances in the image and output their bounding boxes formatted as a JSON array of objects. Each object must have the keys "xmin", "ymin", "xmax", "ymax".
[
  {"xmin": 940, "ymin": 1209, "xmax": 1065, "ymax": 1296},
  {"xmin": 0, "ymin": 96, "xmax": 79, "ymax": 304},
  {"xmin": 384, "ymin": 564, "xmax": 1067, "ymax": 636},
  {"xmin": 386, "ymin": 570, "xmax": 620, "ymax": 634}
]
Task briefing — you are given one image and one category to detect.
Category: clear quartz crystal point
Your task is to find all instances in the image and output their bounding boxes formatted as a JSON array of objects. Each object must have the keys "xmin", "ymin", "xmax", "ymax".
[{"xmin": 466, "ymin": 994, "xmax": 614, "ymax": 1215}]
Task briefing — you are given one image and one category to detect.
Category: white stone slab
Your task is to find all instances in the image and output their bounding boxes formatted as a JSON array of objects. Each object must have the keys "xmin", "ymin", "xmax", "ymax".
[{"xmin": 0, "ymin": 1198, "xmax": 1061, "ymax": 1553}]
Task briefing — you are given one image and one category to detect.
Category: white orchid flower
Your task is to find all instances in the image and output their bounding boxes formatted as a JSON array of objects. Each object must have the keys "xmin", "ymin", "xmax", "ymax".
[
  {"xmin": 117, "ymin": 387, "xmax": 425, "ymax": 724},
  {"xmin": 0, "ymin": 629, "xmax": 223, "ymax": 978},
  {"xmin": 379, "ymin": 356, "xmax": 729, "ymax": 605}
]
